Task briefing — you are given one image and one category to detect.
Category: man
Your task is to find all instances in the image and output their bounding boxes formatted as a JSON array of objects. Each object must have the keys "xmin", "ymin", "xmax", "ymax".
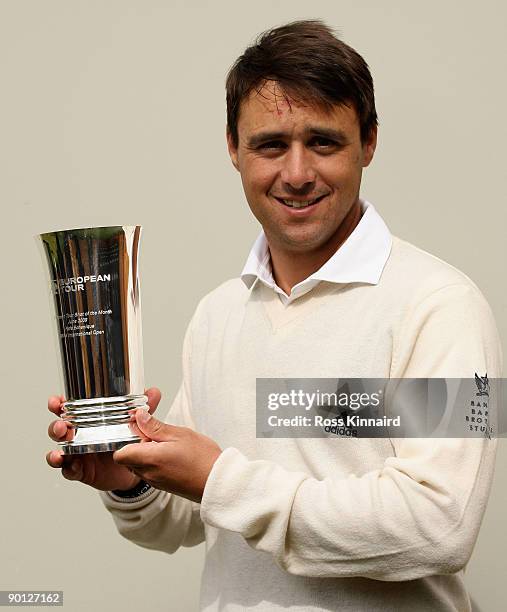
[{"xmin": 46, "ymin": 20, "xmax": 501, "ymax": 611}]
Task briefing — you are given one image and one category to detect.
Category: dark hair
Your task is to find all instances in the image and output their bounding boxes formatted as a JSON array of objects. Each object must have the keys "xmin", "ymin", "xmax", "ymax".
[{"xmin": 226, "ymin": 20, "xmax": 378, "ymax": 147}]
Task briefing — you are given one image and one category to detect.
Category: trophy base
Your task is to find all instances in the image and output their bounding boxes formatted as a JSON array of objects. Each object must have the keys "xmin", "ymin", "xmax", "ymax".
[
  {"xmin": 60, "ymin": 395, "xmax": 148, "ymax": 455},
  {"xmin": 60, "ymin": 427, "xmax": 141, "ymax": 455}
]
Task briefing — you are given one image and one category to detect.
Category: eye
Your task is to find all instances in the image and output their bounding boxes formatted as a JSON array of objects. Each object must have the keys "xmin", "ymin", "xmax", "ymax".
[
  {"xmin": 258, "ymin": 140, "xmax": 287, "ymax": 151},
  {"xmin": 309, "ymin": 136, "xmax": 336, "ymax": 148}
]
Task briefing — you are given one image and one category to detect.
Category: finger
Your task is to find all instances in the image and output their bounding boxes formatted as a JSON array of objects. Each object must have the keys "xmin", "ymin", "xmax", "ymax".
[
  {"xmin": 113, "ymin": 440, "xmax": 159, "ymax": 467},
  {"xmin": 48, "ymin": 419, "xmax": 75, "ymax": 442},
  {"xmin": 61, "ymin": 460, "xmax": 83, "ymax": 481},
  {"xmin": 134, "ymin": 409, "xmax": 180, "ymax": 442},
  {"xmin": 145, "ymin": 387, "xmax": 162, "ymax": 414},
  {"xmin": 128, "ymin": 417, "xmax": 151, "ymax": 442},
  {"xmin": 48, "ymin": 395, "xmax": 66, "ymax": 416},
  {"xmin": 46, "ymin": 449, "xmax": 65, "ymax": 468}
]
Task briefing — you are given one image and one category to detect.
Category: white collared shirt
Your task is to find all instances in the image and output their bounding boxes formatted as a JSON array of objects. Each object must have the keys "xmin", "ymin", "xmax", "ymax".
[{"xmin": 240, "ymin": 199, "xmax": 392, "ymax": 305}]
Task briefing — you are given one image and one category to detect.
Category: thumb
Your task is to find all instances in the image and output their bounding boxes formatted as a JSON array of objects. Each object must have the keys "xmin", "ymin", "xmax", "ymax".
[
  {"xmin": 134, "ymin": 409, "xmax": 173, "ymax": 442},
  {"xmin": 145, "ymin": 387, "xmax": 162, "ymax": 414}
]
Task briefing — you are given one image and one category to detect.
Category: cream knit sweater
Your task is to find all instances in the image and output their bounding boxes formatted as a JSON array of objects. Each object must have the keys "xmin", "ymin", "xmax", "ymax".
[{"xmin": 100, "ymin": 236, "xmax": 502, "ymax": 611}]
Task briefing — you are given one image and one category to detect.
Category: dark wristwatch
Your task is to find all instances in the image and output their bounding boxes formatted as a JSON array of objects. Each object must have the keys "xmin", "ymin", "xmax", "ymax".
[{"xmin": 111, "ymin": 480, "xmax": 153, "ymax": 499}]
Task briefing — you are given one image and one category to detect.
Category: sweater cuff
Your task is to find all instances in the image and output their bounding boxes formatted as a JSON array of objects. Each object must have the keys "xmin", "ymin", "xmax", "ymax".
[
  {"xmin": 200, "ymin": 447, "xmax": 244, "ymax": 529},
  {"xmin": 100, "ymin": 484, "xmax": 160, "ymax": 510},
  {"xmin": 200, "ymin": 446, "xmax": 307, "ymax": 536}
]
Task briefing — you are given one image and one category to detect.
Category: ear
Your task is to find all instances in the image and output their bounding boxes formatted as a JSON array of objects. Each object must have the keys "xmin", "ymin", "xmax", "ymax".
[
  {"xmin": 362, "ymin": 125, "xmax": 377, "ymax": 168},
  {"xmin": 226, "ymin": 127, "xmax": 240, "ymax": 171}
]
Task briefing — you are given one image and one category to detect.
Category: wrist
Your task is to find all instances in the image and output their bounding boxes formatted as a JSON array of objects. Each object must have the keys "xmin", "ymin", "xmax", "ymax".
[{"xmin": 113, "ymin": 474, "xmax": 142, "ymax": 492}]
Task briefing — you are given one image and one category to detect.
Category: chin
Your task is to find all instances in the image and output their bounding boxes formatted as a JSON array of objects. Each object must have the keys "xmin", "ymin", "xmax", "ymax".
[{"xmin": 276, "ymin": 232, "xmax": 327, "ymax": 252}]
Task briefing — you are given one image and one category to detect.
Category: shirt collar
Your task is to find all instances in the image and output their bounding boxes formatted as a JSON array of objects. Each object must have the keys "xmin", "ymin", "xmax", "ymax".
[{"xmin": 240, "ymin": 199, "xmax": 392, "ymax": 293}]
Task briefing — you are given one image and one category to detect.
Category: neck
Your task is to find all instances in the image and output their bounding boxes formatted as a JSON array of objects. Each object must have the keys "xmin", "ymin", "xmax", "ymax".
[{"xmin": 268, "ymin": 201, "xmax": 362, "ymax": 295}]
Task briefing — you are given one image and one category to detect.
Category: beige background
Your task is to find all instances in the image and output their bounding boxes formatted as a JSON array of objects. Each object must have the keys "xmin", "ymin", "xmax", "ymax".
[{"xmin": 0, "ymin": 1, "xmax": 505, "ymax": 610}]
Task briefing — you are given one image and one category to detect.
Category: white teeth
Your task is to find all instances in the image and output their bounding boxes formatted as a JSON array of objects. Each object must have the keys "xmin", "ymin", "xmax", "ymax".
[{"xmin": 281, "ymin": 197, "xmax": 319, "ymax": 208}]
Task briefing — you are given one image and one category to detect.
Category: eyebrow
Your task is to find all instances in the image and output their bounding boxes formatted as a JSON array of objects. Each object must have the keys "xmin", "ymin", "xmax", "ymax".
[{"xmin": 246, "ymin": 126, "xmax": 349, "ymax": 147}]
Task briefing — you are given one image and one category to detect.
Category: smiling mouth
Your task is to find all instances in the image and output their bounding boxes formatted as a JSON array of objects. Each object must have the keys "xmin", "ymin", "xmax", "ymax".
[{"xmin": 273, "ymin": 194, "xmax": 327, "ymax": 209}]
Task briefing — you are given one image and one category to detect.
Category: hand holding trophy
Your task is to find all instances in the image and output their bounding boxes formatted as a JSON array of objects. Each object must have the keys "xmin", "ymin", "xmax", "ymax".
[{"xmin": 46, "ymin": 388, "xmax": 161, "ymax": 490}]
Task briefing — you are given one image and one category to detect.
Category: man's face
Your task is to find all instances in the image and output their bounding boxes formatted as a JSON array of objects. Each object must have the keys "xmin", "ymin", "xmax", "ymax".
[{"xmin": 227, "ymin": 82, "xmax": 377, "ymax": 255}]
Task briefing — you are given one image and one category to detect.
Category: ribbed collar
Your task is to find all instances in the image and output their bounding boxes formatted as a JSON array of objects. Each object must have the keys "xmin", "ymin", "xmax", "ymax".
[{"xmin": 240, "ymin": 199, "xmax": 392, "ymax": 305}]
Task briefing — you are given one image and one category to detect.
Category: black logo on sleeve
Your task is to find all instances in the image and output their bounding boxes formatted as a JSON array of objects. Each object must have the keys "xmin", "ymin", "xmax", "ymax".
[
  {"xmin": 467, "ymin": 373, "xmax": 492, "ymax": 438},
  {"xmin": 475, "ymin": 373, "xmax": 490, "ymax": 397}
]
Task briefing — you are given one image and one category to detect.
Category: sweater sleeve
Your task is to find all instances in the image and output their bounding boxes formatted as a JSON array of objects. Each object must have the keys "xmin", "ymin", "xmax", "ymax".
[
  {"xmin": 200, "ymin": 283, "xmax": 502, "ymax": 580},
  {"xmin": 98, "ymin": 314, "xmax": 205, "ymax": 554}
]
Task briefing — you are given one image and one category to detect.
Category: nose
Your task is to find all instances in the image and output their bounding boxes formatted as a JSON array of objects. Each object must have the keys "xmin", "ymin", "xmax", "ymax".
[{"xmin": 280, "ymin": 144, "xmax": 316, "ymax": 191}]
